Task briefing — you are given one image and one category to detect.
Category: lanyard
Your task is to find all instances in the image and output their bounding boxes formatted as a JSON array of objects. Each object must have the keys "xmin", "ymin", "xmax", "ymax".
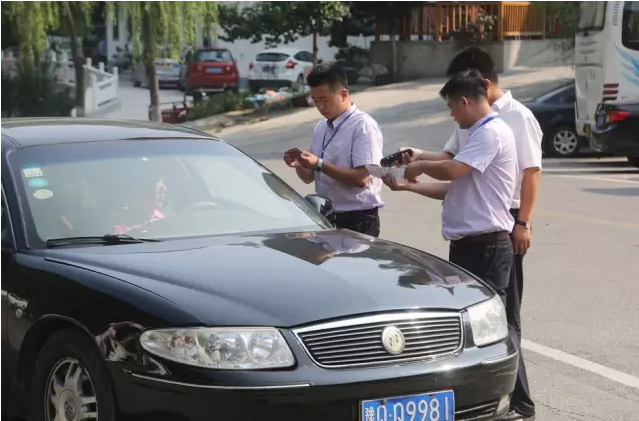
[
  {"xmin": 477, "ymin": 115, "xmax": 499, "ymax": 129},
  {"xmin": 320, "ymin": 110, "xmax": 356, "ymax": 158}
]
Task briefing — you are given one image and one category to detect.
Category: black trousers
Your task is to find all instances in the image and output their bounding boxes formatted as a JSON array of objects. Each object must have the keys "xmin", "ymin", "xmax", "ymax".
[
  {"xmin": 507, "ymin": 208, "xmax": 535, "ymax": 417},
  {"xmin": 448, "ymin": 233, "xmax": 513, "ymax": 306},
  {"xmin": 334, "ymin": 208, "xmax": 380, "ymax": 238}
]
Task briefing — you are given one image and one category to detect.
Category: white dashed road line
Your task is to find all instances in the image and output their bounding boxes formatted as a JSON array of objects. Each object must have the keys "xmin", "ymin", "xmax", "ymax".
[
  {"xmin": 522, "ymin": 339, "xmax": 639, "ymax": 390},
  {"xmin": 546, "ymin": 173, "xmax": 639, "ymax": 184}
]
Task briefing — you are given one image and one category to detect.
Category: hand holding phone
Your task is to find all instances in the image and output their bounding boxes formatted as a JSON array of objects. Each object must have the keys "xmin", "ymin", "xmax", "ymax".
[
  {"xmin": 380, "ymin": 149, "xmax": 413, "ymax": 167},
  {"xmin": 284, "ymin": 147, "xmax": 304, "ymax": 167}
]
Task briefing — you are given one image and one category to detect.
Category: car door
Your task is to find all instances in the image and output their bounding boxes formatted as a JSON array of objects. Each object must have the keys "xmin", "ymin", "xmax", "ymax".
[{"xmin": 1, "ymin": 185, "xmax": 19, "ymax": 403}]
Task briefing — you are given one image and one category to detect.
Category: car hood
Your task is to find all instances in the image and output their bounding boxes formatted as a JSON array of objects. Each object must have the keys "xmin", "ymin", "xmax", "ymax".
[{"xmin": 45, "ymin": 230, "xmax": 493, "ymax": 327}]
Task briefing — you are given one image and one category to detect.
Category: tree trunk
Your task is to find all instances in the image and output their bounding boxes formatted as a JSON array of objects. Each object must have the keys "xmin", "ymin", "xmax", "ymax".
[
  {"xmin": 312, "ymin": 29, "xmax": 319, "ymax": 65},
  {"xmin": 390, "ymin": 28, "xmax": 397, "ymax": 81},
  {"xmin": 63, "ymin": 1, "xmax": 85, "ymax": 116},
  {"xmin": 143, "ymin": 11, "xmax": 161, "ymax": 122}
]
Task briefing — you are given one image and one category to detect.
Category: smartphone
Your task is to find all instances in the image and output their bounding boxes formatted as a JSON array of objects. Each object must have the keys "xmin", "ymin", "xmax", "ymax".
[
  {"xmin": 287, "ymin": 147, "xmax": 303, "ymax": 156},
  {"xmin": 380, "ymin": 149, "xmax": 413, "ymax": 167}
]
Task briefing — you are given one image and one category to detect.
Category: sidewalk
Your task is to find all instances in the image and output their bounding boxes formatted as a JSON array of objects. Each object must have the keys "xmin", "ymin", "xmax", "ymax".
[{"xmin": 218, "ymin": 64, "xmax": 574, "ymax": 139}]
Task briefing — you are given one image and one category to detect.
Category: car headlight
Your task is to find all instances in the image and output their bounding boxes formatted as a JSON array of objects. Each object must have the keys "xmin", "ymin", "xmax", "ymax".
[
  {"xmin": 139, "ymin": 327, "xmax": 296, "ymax": 369},
  {"xmin": 467, "ymin": 295, "xmax": 508, "ymax": 347}
]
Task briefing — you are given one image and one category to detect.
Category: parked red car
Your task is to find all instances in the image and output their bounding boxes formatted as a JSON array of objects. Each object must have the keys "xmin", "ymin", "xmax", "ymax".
[{"xmin": 180, "ymin": 48, "xmax": 239, "ymax": 98}]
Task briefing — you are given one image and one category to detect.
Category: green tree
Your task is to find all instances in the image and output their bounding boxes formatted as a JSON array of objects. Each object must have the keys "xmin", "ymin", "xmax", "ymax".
[
  {"xmin": 331, "ymin": 1, "xmax": 433, "ymax": 76},
  {"xmin": 2, "ymin": 1, "xmax": 95, "ymax": 115},
  {"xmin": 538, "ymin": 2, "xmax": 580, "ymax": 65},
  {"xmin": 107, "ymin": 1, "xmax": 219, "ymax": 121},
  {"xmin": 219, "ymin": 1, "xmax": 350, "ymax": 64}
]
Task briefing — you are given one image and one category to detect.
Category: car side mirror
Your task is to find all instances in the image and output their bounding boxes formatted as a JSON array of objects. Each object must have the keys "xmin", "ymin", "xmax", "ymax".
[{"xmin": 305, "ymin": 194, "xmax": 336, "ymax": 223}]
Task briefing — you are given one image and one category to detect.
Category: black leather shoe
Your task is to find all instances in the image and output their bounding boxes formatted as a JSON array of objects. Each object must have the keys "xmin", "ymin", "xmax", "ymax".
[{"xmin": 495, "ymin": 410, "xmax": 536, "ymax": 421}]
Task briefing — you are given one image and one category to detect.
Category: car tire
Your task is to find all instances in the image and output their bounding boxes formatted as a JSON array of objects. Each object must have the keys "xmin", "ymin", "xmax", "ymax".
[
  {"xmin": 133, "ymin": 80, "xmax": 141, "ymax": 88},
  {"xmin": 546, "ymin": 125, "xmax": 581, "ymax": 157},
  {"xmin": 628, "ymin": 157, "xmax": 639, "ymax": 169},
  {"xmin": 30, "ymin": 329, "xmax": 117, "ymax": 421}
]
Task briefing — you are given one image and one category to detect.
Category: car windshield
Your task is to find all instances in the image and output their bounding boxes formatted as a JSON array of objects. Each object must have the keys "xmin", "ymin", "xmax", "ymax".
[
  {"xmin": 195, "ymin": 50, "xmax": 233, "ymax": 62},
  {"xmin": 8, "ymin": 139, "xmax": 327, "ymax": 246}
]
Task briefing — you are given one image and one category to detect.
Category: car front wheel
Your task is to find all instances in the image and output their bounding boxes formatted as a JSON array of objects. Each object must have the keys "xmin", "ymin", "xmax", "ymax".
[
  {"xmin": 546, "ymin": 125, "xmax": 581, "ymax": 157},
  {"xmin": 30, "ymin": 329, "xmax": 116, "ymax": 421}
]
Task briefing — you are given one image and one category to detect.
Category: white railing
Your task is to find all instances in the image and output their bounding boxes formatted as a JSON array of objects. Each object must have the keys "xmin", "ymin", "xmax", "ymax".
[
  {"xmin": 84, "ymin": 58, "xmax": 119, "ymax": 114},
  {"xmin": 2, "ymin": 50, "xmax": 119, "ymax": 116}
]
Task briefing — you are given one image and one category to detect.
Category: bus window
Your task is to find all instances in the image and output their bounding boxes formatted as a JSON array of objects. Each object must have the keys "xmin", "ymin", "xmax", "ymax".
[
  {"xmin": 578, "ymin": 1, "xmax": 606, "ymax": 33},
  {"xmin": 622, "ymin": 2, "xmax": 639, "ymax": 51}
]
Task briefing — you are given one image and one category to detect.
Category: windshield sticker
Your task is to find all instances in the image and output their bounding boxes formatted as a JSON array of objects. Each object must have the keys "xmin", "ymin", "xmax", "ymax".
[
  {"xmin": 23, "ymin": 167, "xmax": 43, "ymax": 178},
  {"xmin": 27, "ymin": 178, "xmax": 49, "ymax": 188},
  {"xmin": 33, "ymin": 189, "xmax": 53, "ymax": 200}
]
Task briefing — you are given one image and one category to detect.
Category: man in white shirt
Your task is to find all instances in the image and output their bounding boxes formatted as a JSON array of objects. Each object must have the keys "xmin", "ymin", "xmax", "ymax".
[
  {"xmin": 284, "ymin": 62, "xmax": 384, "ymax": 237},
  {"xmin": 400, "ymin": 69, "xmax": 518, "ymax": 307},
  {"xmin": 391, "ymin": 47, "xmax": 539, "ymax": 421}
]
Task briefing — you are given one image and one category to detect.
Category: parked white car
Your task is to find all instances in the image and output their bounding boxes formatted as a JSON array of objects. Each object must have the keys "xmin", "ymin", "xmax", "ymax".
[
  {"xmin": 248, "ymin": 48, "xmax": 315, "ymax": 93},
  {"xmin": 133, "ymin": 58, "xmax": 182, "ymax": 89}
]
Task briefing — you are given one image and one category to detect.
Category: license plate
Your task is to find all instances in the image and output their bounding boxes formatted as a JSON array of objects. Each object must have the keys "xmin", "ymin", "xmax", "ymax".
[
  {"xmin": 206, "ymin": 68, "xmax": 222, "ymax": 73},
  {"xmin": 263, "ymin": 65, "xmax": 275, "ymax": 72},
  {"xmin": 361, "ymin": 390, "xmax": 455, "ymax": 421}
]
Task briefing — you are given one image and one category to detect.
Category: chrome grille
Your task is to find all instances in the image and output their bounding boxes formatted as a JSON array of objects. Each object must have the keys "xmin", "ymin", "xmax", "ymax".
[{"xmin": 293, "ymin": 312, "xmax": 463, "ymax": 368}]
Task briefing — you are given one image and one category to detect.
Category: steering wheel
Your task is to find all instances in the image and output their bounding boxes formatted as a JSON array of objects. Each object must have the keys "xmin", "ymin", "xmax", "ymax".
[{"xmin": 180, "ymin": 201, "xmax": 223, "ymax": 213}]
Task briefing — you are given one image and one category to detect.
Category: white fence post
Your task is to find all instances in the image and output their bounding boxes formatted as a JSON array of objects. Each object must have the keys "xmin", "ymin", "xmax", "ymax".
[
  {"xmin": 98, "ymin": 62, "xmax": 105, "ymax": 73},
  {"xmin": 90, "ymin": 73, "xmax": 98, "ymax": 112},
  {"xmin": 60, "ymin": 51, "xmax": 70, "ymax": 83}
]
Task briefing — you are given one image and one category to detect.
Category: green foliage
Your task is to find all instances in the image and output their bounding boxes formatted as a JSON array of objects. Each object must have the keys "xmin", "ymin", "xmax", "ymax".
[
  {"xmin": 186, "ymin": 92, "xmax": 253, "ymax": 121},
  {"xmin": 536, "ymin": 2, "xmax": 580, "ymax": 64},
  {"xmin": 107, "ymin": 1, "xmax": 219, "ymax": 61},
  {"xmin": 219, "ymin": 1, "xmax": 350, "ymax": 48},
  {"xmin": 3, "ymin": 2, "xmax": 60, "ymax": 62},
  {"xmin": 448, "ymin": 13, "xmax": 498, "ymax": 50},
  {"xmin": 2, "ymin": 57, "xmax": 74, "ymax": 117}
]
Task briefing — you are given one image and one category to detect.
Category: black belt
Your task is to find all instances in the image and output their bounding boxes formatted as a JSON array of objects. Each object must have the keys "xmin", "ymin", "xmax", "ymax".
[
  {"xmin": 450, "ymin": 230, "xmax": 510, "ymax": 247},
  {"xmin": 335, "ymin": 207, "xmax": 379, "ymax": 221}
]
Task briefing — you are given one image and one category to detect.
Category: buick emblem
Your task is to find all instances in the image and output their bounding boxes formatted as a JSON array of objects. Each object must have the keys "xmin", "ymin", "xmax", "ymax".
[{"xmin": 381, "ymin": 326, "xmax": 405, "ymax": 355}]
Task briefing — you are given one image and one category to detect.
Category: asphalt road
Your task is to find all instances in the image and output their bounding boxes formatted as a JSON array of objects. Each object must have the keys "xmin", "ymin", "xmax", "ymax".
[{"xmin": 216, "ymin": 67, "xmax": 639, "ymax": 421}]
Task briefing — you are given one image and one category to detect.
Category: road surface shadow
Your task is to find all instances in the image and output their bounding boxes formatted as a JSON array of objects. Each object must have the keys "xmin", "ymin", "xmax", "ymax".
[{"xmin": 582, "ymin": 187, "xmax": 639, "ymax": 197}]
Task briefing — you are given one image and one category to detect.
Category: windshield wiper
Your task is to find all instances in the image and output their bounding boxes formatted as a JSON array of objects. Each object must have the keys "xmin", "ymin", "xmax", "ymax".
[{"xmin": 46, "ymin": 234, "xmax": 162, "ymax": 248}]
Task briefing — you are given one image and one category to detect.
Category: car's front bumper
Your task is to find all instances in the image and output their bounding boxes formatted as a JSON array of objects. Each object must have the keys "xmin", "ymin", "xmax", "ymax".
[{"xmin": 110, "ymin": 339, "xmax": 518, "ymax": 421}]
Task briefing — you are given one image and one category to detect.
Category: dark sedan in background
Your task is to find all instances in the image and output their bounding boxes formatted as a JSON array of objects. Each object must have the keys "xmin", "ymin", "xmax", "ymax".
[
  {"xmin": 593, "ymin": 101, "xmax": 639, "ymax": 169},
  {"xmin": 2, "ymin": 119, "xmax": 517, "ymax": 421},
  {"xmin": 522, "ymin": 80, "xmax": 589, "ymax": 157}
]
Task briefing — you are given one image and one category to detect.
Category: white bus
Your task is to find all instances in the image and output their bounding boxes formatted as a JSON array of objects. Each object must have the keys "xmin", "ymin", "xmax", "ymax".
[{"xmin": 575, "ymin": 1, "xmax": 639, "ymax": 144}]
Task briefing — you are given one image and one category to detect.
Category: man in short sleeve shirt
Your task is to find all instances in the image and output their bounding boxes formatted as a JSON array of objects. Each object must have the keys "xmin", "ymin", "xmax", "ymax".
[
  {"xmin": 394, "ymin": 47, "xmax": 539, "ymax": 420},
  {"xmin": 402, "ymin": 70, "xmax": 518, "ymax": 307},
  {"xmin": 284, "ymin": 62, "xmax": 384, "ymax": 237}
]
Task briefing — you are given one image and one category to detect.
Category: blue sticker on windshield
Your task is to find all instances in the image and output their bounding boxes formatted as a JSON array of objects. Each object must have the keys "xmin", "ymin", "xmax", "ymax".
[{"xmin": 28, "ymin": 178, "xmax": 49, "ymax": 188}]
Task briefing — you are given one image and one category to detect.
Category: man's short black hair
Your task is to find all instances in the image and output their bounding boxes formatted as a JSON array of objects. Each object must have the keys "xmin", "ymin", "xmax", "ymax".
[
  {"xmin": 439, "ymin": 69, "xmax": 488, "ymax": 101},
  {"xmin": 306, "ymin": 61, "xmax": 348, "ymax": 91},
  {"xmin": 446, "ymin": 45, "xmax": 499, "ymax": 83}
]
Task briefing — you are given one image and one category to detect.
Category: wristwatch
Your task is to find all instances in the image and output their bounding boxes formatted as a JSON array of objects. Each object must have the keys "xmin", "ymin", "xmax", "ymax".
[
  {"xmin": 515, "ymin": 220, "xmax": 531, "ymax": 229},
  {"xmin": 314, "ymin": 158, "xmax": 324, "ymax": 172}
]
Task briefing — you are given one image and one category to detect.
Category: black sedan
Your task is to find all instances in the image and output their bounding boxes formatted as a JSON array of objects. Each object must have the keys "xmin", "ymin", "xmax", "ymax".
[
  {"xmin": 522, "ymin": 80, "xmax": 589, "ymax": 157},
  {"xmin": 593, "ymin": 101, "xmax": 639, "ymax": 169},
  {"xmin": 1, "ymin": 119, "xmax": 517, "ymax": 421}
]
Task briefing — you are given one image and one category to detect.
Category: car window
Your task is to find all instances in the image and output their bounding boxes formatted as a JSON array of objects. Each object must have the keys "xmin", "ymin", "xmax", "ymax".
[
  {"xmin": 302, "ymin": 52, "xmax": 314, "ymax": 62},
  {"xmin": 535, "ymin": 85, "xmax": 574, "ymax": 103},
  {"xmin": 255, "ymin": 52, "xmax": 289, "ymax": 62},
  {"xmin": 578, "ymin": 1, "xmax": 606, "ymax": 32},
  {"xmin": 1, "ymin": 186, "xmax": 15, "ymax": 248},
  {"xmin": 194, "ymin": 50, "xmax": 233, "ymax": 62},
  {"xmin": 622, "ymin": 2, "xmax": 639, "ymax": 51},
  {"xmin": 8, "ymin": 140, "xmax": 327, "ymax": 246}
]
